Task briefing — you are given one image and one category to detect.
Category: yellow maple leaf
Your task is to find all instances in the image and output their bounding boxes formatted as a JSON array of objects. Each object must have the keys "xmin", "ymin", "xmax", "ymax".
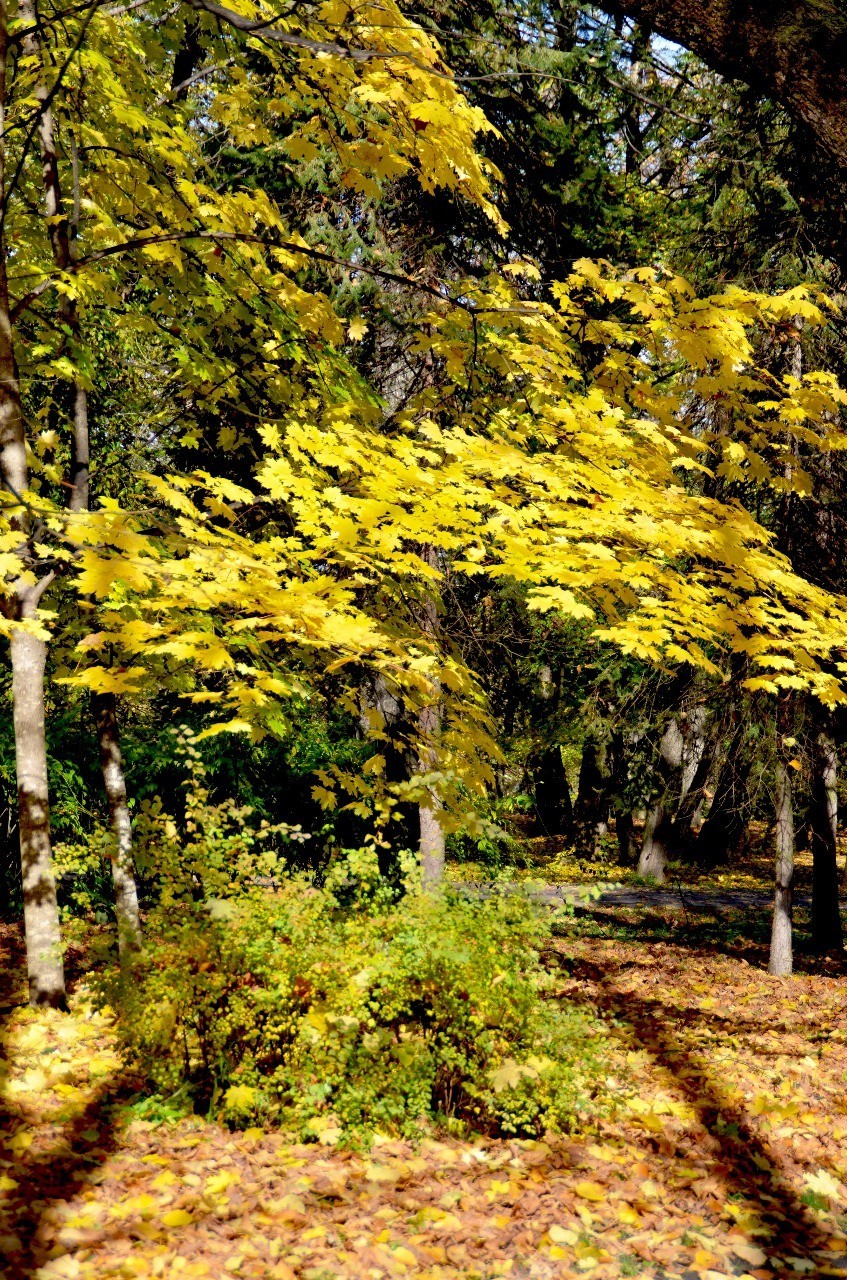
[{"xmin": 223, "ymin": 1084, "xmax": 257, "ymax": 1115}]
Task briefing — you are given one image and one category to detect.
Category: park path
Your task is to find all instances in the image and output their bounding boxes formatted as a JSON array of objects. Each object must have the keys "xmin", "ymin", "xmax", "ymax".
[
  {"xmin": 458, "ymin": 882, "xmax": 804, "ymax": 913},
  {"xmin": 544, "ymin": 884, "xmax": 805, "ymax": 912}
]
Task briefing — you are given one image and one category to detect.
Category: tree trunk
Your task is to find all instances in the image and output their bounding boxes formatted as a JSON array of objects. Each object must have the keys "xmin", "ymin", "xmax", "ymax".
[
  {"xmin": 574, "ymin": 736, "xmax": 609, "ymax": 854},
  {"xmin": 94, "ymin": 693, "xmax": 142, "ymax": 952},
  {"xmin": 359, "ymin": 674, "xmax": 415, "ymax": 868},
  {"xmin": 696, "ymin": 720, "xmax": 749, "ymax": 867},
  {"xmin": 680, "ymin": 705, "xmax": 708, "ymax": 804},
  {"xmin": 810, "ymin": 730, "xmax": 843, "ymax": 953},
  {"xmin": 608, "ymin": 731, "xmax": 639, "ymax": 865},
  {"xmin": 638, "ymin": 800, "xmax": 669, "ymax": 882},
  {"xmin": 616, "ymin": 808, "xmax": 639, "ymax": 865},
  {"xmin": 769, "ymin": 757, "xmax": 795, "ymax": 976},
  {"xmin": 0, "ymin": 5, "xmax": 65, "ymax": 1006},
  {"xmin": 673, "ymin": 709, "xmax": 713, "ymax": 858},
  {"xmin": 418, "ymin": 547, "xmax": 444, "ymax": 888},
  {"xmin": 418, "ymin": 695, "xmax": 445, "ymax": 888},
  {"xmin": 12, "ymin": 622, "xmax": 65, "ymax": 1005},
  {"xmin": 534, "ymin": 745, "xmax": 574, "ymax": 841},
  {"xmin": 689, "ymin": 742, "xmax": 725, "ymax": 836},
  {"xmin": 636, "ymin": 718, "xmax": 685, "ymax": 881},
  {"xmin": 19, "ymin": 0, "xmax": 142, "ymax": 951}
]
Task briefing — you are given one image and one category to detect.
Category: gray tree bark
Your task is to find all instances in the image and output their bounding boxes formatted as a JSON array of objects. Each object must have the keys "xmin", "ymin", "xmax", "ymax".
[
  {"xmin": 418, "ymin": 704, "xmax": 445, "ymax": 888},
  {"xmin": 638, "ymin": 799, "xmax": 669, "ymax": 882},
  {"xmin": 418, "ymin": 547, "xmax": 445, "ymax": 888},
  {"xmin": 810, "ymin": 730, "xmax": 843, "ymax": 953},
  {"xmin": 94, "ymin": 694, "xmax": 142, "ymax": 952},
  {"xmin": 680, "ymin": 705, "xmax": 708, "ymax": 804},
  {"xmin": 769, "ymin": 756, "xmax": 795, "ymax": 976},
  {"xmin": 11, "ymin": 622, "xmax": 65, "ymax": 1005},
  {"xmin": 672, "ymin": 706, "xmax": 713, "ymax": 857},
  {"xmin": 636, "ymin": 719, "xmax": 684, "ymax": 882}
]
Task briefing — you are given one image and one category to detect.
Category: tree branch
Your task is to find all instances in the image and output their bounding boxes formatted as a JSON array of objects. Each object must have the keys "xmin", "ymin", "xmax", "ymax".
[
  {"xmin": 13, "ymin": 229, "xmax": 459, "ymax": 318},
  {"xmin": 600, "ymin": 0, "xmax": 847, "ymax": 169},
  {"xmin": 188, "ymin": 0, "xmax": 441, "ymax": 69}
]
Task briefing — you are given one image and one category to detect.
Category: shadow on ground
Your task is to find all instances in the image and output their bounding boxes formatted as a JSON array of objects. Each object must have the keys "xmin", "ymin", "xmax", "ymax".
[
  {"xmin": 0, "ymin": 923, "xmax": 131, "ymax": 1279},
  {"xmin": 564, "ymin": 898, "xmax": 847, "ymax": 978},
  {"xmin": 559, "ymin": 942, "xmax": 847, "ymax": 1276}
]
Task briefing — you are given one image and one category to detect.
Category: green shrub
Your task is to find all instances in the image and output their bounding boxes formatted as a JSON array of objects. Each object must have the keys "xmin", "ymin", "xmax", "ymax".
[{"xmin": 104, "ymin": 880, "xmax": 607, "ymax": 1142}]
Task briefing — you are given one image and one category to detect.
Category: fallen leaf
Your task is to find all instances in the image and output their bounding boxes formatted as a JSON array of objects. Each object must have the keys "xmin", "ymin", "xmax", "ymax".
[
  {"xmin": 161, "ymin": 1209, "xmax": 193, "ymax": 1227},
  {"xmin": 549, "ymin": 1225, "xmax": 578, "ymax": 1244},
  {"xmin": 574, "ymin": 1181, "xmax": 605, "ymax": 1202},
  {"xmin": 733, "ymin": 1242, "xmax": 768, "ymax": 1267}
]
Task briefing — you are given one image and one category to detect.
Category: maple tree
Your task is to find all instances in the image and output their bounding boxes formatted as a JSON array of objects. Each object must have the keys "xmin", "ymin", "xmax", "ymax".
[
  {"xmin": 0, "ymin": 0, "xmax": 844, "ymax": 993},
  {"xmin": 0, "ymin": 0, "xmax": 509, "ymax": 1002}
]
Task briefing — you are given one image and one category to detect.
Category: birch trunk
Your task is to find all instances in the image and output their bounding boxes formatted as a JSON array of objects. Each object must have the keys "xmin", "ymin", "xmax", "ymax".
[{"xmin": 0, "ymin": 1, "xmax": 65, "ymax": 1005}]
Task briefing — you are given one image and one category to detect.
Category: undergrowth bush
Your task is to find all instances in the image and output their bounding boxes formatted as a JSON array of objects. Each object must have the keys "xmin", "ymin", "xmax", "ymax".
[
  {"xmin": 104, "ymin": 881, "xmax": 606, "ymax": 1142},
  {"xmin": 99, "ymin": 738, "xmax": 607, "ymax": 1142}
]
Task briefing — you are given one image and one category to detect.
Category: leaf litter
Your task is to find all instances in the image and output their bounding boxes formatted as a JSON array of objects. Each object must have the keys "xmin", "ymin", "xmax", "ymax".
[{"xmin": 1, "ymin": 929, "xmax": 847, "ymax": 1279}]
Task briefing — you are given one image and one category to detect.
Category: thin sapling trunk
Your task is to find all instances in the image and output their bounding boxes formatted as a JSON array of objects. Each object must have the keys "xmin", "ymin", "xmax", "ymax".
[
  {"xmin": 20, "ymin": 0, "xmax": 142, "ymax": 952},
  {"xmin": 0, "ymin": 1, "xmax": 65, "ymax": 1005},
  {"xmin": 94, "ymin": 693, "xmax": 142, "ymax": 952},
  {"xmin": 417, "ymin": 547, "xmax": 445, "ymax": 887},
  {"xmin": 769, "ymin": 756, "xmax": 795, "ymax": 976},
  {"xmin": 810, "ymin": 730, "xmax": 843, "ymax": 954}
]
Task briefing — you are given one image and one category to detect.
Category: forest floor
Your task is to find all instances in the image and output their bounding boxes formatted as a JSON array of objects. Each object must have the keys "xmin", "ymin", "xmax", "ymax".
[
  {"xmin": 1, "ymin": 899, "xmax": 847, "ymax": 1280},
  {"xmin": 447, "ymin": 823, "xmax": 847, "ymax": 897}
]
